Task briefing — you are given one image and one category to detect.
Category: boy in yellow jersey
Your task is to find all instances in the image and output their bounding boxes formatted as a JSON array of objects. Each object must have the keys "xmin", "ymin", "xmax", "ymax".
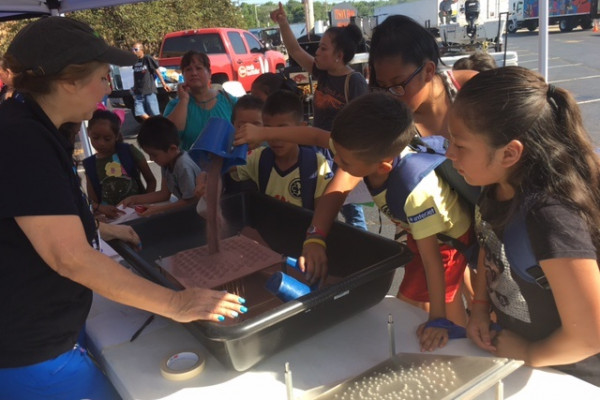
[
  {"xmin": 230, "ymin": 90, "xmax": 333, "ymax": 210},
  {"xmin": 300, "ymin": 93, "xmax": 473, "ymax": 352}
]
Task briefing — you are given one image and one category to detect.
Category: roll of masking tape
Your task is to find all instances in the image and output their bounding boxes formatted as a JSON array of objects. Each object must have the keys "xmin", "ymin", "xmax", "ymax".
[{"xmin": 160, "ymin": 351, "xmax": 205, "ymax": 381}]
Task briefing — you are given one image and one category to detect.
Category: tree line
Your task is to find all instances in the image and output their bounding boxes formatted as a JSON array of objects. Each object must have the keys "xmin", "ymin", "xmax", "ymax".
[{"xmin": 0, "ymin": 0, "xmax": 406, "ymax": 55}]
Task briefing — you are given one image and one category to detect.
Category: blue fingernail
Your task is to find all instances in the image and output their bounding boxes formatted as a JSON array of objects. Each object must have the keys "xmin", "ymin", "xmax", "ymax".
[
  {"xmin": 217, "ymin": 315, "xmax": 225, "ymax": 321},
  {"xmin": 238, "ymin": 297, "xmax": 246, "ymax": 304},
  {"xmin": 231, "ymin": 311, "xmax": 239, "ymax": 318},
  {"xmin": 240, "ymin": 306, "xmax": 248, "ymax": 313}
]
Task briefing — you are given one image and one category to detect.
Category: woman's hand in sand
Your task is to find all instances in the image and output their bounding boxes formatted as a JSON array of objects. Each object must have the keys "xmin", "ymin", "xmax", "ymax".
[{"xmin": 168, "ymin": 288, "xmax": 247, "ymax": 323}]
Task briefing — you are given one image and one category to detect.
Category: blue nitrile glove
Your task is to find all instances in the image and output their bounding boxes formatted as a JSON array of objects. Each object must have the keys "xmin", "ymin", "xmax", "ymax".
[{"xmin": 424, "ymin": 318, "xmax": 467, "ymax": 339}]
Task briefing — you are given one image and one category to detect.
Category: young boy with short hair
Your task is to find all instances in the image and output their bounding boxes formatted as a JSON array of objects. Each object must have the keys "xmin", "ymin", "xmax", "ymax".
[
  {"xmin": 121, "ymin": 116, "xmax": 201, "ymax": 216},
  {"xmin": 230, "ymin": 91, "xmax": 333, "ymax": 210},
  {"xmin": 300, "ymin": 93, "xmax": 473, "ymax": 352}
]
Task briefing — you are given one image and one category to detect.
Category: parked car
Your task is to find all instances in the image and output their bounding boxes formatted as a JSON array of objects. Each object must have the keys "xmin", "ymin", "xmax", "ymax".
[{"xmin": 109, "ymin": 27, "xmax": 287, "ymax": 117}]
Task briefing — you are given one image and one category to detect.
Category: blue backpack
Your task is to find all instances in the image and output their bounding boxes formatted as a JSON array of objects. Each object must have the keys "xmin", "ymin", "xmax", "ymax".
[
  {"xmin": 258, "ymin": 146, "xmax": 318, "ymax": 210},
  {"xmin": 385, "ymin": 136, "xmax": 481, "ymax": 263},
  {"xmin": 385, "ymin": 135, "xmax": 549, "ymax": 288},
  {"xmin": 503, "ymin": 206, "xmax": 550, "ymax": 289},
  {"xmin": 82, "ymin": 142, "xmax": 143, "ymax": 203}
]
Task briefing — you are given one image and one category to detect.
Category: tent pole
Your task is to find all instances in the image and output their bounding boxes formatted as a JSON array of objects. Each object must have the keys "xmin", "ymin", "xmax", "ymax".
[{"xmin": 539, "ymin": 0, "xmax": 549, "ymax": 81}]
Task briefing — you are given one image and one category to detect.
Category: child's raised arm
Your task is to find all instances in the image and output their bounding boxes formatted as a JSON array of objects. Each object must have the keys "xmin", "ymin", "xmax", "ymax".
[{"xmin": 234, "ymin": 123, "xmax": 331, "ymax": 149}]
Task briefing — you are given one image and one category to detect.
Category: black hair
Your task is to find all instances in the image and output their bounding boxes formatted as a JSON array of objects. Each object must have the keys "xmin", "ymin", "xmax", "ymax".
[
  {"xmin": 326, "ymin": 23, "xmax": 364, "ymax": 64},
  {"xmin": 180, "ymin": 50, "xmax": 210, "ymax": 71},
  {"xmin": 331, "ymin": 92, "xmax": 416, "ymax": 163},
  {"xmin": 251, "ymin": 72, "xmax": 301, "ymax": 98},
  {"xmin": 263, "ymin": 90, "xmax": 303, "ymax": 122},
  {"xmin": 137, "ymin": 116, "xmax": 180, "ymax": 151},
  {"xmin": 232, "ymin": 94, "xmax": 264, "ymax": 123},
  {"xmin": 368, "ymin": 15, "xmax": 441, "ymax": 88},
  {"xmin": 452, "ymin": 51, "xmax": 497, "ymax": 72},
  {"xmin": 88, "ymin": 109, "xmax": 123, "ymax": 142},
  {"xmin": 453, "ymin": 66, "xmax": 600, "ymax": 249}
]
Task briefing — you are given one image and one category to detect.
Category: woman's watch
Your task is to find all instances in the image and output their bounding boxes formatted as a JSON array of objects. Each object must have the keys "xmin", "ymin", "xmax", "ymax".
[{"xmin": 306, "ymin": 225, "xmax": 327, "ymax": 238}]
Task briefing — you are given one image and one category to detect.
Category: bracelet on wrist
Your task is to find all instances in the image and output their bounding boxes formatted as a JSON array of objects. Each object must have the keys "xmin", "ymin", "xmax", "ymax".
[
  {"xmin": 306, "ymin": 225, "xmax": 327, "ymax": 238},
  {"xmin": 303, "ymin": 237, "xmax": 327, "ymax": 249}
]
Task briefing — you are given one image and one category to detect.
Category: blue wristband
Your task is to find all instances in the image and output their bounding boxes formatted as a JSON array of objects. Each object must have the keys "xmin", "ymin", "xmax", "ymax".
[{"xmin": 424, "ymin": 318, "xmax": 467, "ymax": 339}]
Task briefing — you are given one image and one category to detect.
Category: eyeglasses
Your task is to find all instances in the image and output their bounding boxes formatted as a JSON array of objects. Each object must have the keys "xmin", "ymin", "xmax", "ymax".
[{"xmin": 371, "ymin": 64, "xmax": 425, "ymax": 97}]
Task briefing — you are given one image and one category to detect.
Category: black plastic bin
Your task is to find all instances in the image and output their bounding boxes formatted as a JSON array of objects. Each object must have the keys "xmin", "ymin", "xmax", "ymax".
[{"xmin": 109, "ymin": 192, "xmax": 410, "ymax": 371}]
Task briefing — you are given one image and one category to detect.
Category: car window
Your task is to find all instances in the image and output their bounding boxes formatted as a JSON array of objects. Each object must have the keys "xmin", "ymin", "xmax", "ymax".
[
  {"xmin": 227, "ymin": 32, "xmax": 247, "ymax": 55},
  {"xmin": 161, "ymin": 33, "xmax": 225, "ymax": 57},
  {"xmin": 244, "ymin": 33, "xmax": 263, "ymax": 53}
]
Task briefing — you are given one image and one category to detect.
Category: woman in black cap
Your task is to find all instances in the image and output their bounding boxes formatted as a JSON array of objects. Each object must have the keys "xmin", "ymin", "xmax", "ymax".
[{"xmin": 0, "ymin": 17, "xmax": 246, "ymax": 400}]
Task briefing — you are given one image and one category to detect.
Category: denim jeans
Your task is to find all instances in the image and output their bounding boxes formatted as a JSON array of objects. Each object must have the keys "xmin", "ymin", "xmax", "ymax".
[
  {"xmin": 341, "ymin": 203, "xmax": 367, "ymax": 231},
  {"xmin": 0, "ymin": 345, "xmax": 120, "ymax": 400},
  {"xmin": 134, "ymin": 92, "xmax": 160, "ymax": 117}
]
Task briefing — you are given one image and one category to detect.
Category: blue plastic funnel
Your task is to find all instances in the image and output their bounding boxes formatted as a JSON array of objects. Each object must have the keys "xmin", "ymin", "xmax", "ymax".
[{"xmin": 188, "ymin": 117, "xmax": 248, "ymax": 173}]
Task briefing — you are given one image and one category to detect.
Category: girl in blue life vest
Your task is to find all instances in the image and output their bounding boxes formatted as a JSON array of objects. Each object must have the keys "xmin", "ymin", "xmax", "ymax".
[
  {"xmin": 446, "ymin": 66, "xmax": 600, "ymax": 386},
  {"xmin": 83, "ymin": 109, "xmax": 156, "ymax": 219}
]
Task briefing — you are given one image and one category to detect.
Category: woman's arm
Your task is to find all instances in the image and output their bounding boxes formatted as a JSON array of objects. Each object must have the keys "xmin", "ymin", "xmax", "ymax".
[
  {"xmin": 496, "ymin": 257, "xmax": 600, "ymax": 366},
  {"xmin": 16, "ymin": 215, "xmax": 245, "ymax": 322},
  {"xmin": 165, "ymin": 84, "xmax": 190, "ymax": 131},
  {"xmin": 234, "ymin": 124, "xmax": 331, "ymax": 149},
  {"xmin": 270, "ymin": 2, "xmax": 315, "ymax": 72}
]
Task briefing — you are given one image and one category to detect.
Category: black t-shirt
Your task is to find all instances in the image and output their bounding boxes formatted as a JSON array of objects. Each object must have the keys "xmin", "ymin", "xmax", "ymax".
[
  {"xmin": 0, "ymin": 96, "xmax": 96, "ymax": 367},
  {"xmin": 133, "ymin": 54, "xmax": 159, "ymax": 95},
  {"xmin": 311, "ymin": 64, "xmax": 368, "ymax": 131},
  {"xmin": 477, "ymin": 189, "xmax": 600, "ymax": 386}
]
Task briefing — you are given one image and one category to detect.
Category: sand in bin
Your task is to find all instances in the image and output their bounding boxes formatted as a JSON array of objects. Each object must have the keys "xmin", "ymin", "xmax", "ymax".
[{"xmin": 159, "ymin": 234, "xmax": 283, "ymax": 290}]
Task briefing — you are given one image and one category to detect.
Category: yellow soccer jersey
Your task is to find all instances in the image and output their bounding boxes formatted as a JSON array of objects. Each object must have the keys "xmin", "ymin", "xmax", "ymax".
[
  {"xmin": 370, "ymin": 147, "xmax": 471, "ymax": 241},
  {"xmin": 231, "ymin": 146, "xmax": 333, "ymax": 208}
]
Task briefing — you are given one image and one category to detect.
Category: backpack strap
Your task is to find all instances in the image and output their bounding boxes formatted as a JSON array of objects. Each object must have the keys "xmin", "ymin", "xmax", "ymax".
[
  {"xmin": 298, "ymin": 146, "xmax": 318, "ymax": 210},
  {"xmin": 258, "ymin": 146, "xmax": 318, "ymax": 210},
  {"xmin": 385, "ymin": 151, "xmax": 447, "ymax": 222},
  {"xmin": 344, "ymin": 72, "xmax": 352, "ymax": 104},
  {"xmin": 116, "ymin": 142, "xmax": 145, "ymax": 191},
  {"xmin": 82, "ymin": 154, "xmax": 102, "ymax": 203},
  {"xmin": 258, "ymin": 147, "xmax": 275, "ymax": 194},
  {"xmin": 503, "ymin": 207, "xmax": 550, "ymax": 289}
]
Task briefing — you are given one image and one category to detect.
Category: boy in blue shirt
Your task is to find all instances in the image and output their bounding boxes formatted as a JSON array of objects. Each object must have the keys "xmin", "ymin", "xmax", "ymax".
[{"xmin": 121, "ymin": 116, "xmax": 201, "ymax": 216}]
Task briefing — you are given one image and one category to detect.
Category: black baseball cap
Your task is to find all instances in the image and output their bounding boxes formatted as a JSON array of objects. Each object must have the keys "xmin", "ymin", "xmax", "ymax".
[{"xmin": 6, "ymin": 16, "xmax": 137, "ymax": 76}]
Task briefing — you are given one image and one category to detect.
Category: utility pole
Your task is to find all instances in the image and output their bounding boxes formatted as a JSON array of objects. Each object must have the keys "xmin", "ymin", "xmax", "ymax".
[
  {"xmin": 255, "ymin": 4, "xmax": 260, "ymax": 28},
  {"xmin": 304, "ymin": 0, "xmax": 315, "ymax": 40}
]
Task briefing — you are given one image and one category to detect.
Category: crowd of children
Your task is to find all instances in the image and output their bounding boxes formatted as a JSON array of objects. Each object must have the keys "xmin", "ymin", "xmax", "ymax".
[{"xmin": 77, "ymin": 15, "xmax": 600, "ymax": 387}]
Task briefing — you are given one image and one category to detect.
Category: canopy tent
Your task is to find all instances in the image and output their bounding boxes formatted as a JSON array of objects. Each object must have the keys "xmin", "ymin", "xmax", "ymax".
[{"xmin": 0, "ymin": 0, "xmax": 151, "ymax": 21}]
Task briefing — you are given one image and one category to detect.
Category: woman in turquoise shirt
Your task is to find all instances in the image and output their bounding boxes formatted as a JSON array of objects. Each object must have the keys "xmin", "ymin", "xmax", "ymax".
[{"xmin": 164, "ymin": 51, "xmax": 236, "ymax": 150}]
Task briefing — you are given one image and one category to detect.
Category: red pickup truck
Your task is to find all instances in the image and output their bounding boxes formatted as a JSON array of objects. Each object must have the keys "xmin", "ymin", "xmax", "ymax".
[
  {"xmin": 109, "ymin": 28, "xmax": 286, "ymax": 118},
  {"xmin": 158, "ymin": 27, "xmax": 287, "ymax": 92}
]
